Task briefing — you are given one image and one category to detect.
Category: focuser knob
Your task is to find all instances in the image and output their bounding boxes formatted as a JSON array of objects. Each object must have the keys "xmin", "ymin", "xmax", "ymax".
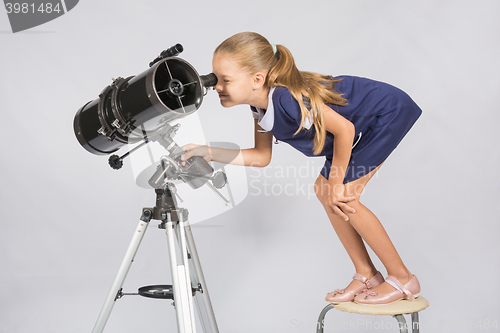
[{"xmin": 108, "ymin": 155, "xmax": 123, "ymax": 170}]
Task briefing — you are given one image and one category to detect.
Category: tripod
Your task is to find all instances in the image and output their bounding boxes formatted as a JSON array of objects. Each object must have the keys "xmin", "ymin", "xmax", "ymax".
[{"xmin": 92, "ymin": 184, "xmax": 219, "ymax": 333}]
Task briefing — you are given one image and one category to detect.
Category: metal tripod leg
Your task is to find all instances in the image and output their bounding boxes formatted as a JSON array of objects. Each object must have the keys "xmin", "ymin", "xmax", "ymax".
[
  {"xmin": 165, "ymin": 213, "xmax": 197, "ymax": 333},
  {"xmin": 165, "ymin": 211, "xmax": 219, "ymax": 333},
  {"xmin": 183, "ymin": 220, "xmax": 219, "ymax": 333},
  {"xmin": 92, "ymin": 216, "xmax": 151, "ymax": 333}
]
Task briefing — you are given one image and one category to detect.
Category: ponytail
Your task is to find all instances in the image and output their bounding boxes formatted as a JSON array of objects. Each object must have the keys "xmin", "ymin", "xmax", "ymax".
[{"xmin": 215, "ymin": 32, "xmax": 347, "ymax": 155}]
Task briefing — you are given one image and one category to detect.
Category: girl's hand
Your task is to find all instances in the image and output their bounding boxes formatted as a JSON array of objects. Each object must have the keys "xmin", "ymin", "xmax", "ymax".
[
  {"xmin": 181, "ymin": 144, "xmax": 212, "ymax": 164},
  {"xmin": 325, "ymin": 183, "xmax": 357, "ymax": 221}
]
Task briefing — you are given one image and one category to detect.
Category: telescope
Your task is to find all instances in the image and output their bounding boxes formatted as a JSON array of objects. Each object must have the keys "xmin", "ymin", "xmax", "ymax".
[
  {"xmin": 73, "ymin": 44, "xmax": 226, "ymax": 192},
  {"xmin": 75, "ymin": 45, "xmax": 228, "ymax": 333}
]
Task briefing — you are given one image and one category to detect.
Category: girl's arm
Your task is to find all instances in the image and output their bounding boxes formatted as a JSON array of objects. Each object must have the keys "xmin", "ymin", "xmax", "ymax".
[
  {"xmin": 322, "ymin": 104, "xmax": 357, "ymax": 219},
  {"xmin": 181, "ymin": 119, "xmax": 273, "ymax": 167},
  {"xmin": 323, "ymin": 104, "xmax": 355, "ymax": 184}
]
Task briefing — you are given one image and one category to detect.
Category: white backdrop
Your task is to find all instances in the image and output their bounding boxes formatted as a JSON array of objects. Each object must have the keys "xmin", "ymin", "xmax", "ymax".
[{"xmin": 1, "ymin": 1, "xmax": 499, "ymax": 332}]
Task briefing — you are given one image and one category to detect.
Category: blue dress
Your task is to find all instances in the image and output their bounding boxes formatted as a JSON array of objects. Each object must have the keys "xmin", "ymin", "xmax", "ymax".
[{"xmin": 250, "ymin": 75, "xmax": 422, "ymax": 183}]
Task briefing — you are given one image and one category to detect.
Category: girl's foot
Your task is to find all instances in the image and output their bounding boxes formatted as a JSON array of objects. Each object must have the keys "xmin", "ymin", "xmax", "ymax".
[
  {"xmin": 326, "ymin": 271, "xmax": 384, "ymax": 304},
  {"xmin": 354, "ymin": 274, "xmax": 420, "ymax": 305},
  {"xmin": 363, "ymin": 271, "xmax": 412, "ymax": 295}
]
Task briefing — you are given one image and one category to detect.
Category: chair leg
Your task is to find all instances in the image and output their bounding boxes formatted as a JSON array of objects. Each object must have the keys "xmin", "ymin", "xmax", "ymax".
[
  {"xmin": 318, "ymin": 306, "xmax": 422, "ymax": 333},
  {"xmin": 411, "ymin": 312, "xmax": 420, "ymax": 333},
  {"xmin": 316, "ymin": 304, "xmax": 334, "ymax": 333},
  {"xmin": 393, "ymin": 314, "xmax": 408, "ymax": 333}
]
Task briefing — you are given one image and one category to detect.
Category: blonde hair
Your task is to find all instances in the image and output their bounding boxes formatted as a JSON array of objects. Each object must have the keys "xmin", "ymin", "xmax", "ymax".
[{"xmin": 214, "ymin": 32, "xmax": 347, "ymax": 155}]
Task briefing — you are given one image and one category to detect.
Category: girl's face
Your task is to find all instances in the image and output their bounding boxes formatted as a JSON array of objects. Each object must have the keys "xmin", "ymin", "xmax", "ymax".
[{"xmin": 212, "ymin": 54, "xmax": 259, "ymax": 108}]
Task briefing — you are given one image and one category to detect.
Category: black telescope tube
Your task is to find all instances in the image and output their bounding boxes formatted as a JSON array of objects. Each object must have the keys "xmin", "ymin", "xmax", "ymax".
[{"xmin": 74, "ymin": 56, "xmax": 205, "ymax": 156}]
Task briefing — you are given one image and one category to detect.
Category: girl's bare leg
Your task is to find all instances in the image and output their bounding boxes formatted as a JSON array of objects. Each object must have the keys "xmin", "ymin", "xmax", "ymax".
[
  {"xmin": 316, "ymin": 164, "xmax": 413, "ymax": 294},
  {"xmin": 316, "ymin": 177, "xmax": 378, "ymax": 291}
]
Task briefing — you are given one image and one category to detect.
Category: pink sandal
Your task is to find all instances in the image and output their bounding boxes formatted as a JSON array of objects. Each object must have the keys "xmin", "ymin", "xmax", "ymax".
[
  {"xmin": 354, "ymin": 275, "xmax": 420, "ymax": 305},
  {"xmin": 326, "ymin": 271, "xmax": 384, "ymax": 304}
]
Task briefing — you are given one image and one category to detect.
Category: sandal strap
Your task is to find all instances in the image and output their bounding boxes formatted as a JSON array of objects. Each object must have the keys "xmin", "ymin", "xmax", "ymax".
[
  {"xmin": 386, "ymin": 275, "xmax": 415, "ymax": 300},
  {"xmin": 352, "ymin": 273, "xmax": 368, "ymax": 284},
  {"xmin": 366, "ymin": 271, "xmax": 381, "ymax": 289}
]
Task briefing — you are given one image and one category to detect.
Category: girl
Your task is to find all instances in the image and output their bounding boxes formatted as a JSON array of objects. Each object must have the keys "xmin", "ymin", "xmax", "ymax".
[{"xmin": 181, "ymin": 32, "xmax": 422, "ymax": 305}]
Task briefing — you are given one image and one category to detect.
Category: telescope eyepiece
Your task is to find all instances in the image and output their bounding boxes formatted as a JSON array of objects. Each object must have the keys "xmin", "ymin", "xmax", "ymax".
[{"xmin": 200, "ymin": 73, "xmax": 217, "ymax": 88}]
